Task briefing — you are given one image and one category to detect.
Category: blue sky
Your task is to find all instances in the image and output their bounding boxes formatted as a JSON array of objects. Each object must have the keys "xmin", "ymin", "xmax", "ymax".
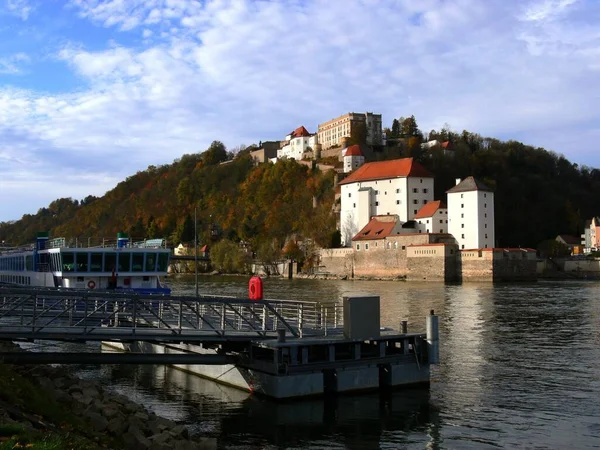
[{"xmin": 0, "ymin": 0, "xmax": 599, "ymax": 222}]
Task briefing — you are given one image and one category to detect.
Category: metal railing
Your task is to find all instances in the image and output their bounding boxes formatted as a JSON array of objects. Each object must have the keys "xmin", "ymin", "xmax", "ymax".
[{"xmin": 0, "ymin": 288, "xmax": 344, "ymax": 343}]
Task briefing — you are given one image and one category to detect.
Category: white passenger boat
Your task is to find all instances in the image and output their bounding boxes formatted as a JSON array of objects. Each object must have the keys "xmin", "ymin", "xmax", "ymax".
[{"xmin": 0, "ymin": 232, "xmax": 171, "ymax": 294}]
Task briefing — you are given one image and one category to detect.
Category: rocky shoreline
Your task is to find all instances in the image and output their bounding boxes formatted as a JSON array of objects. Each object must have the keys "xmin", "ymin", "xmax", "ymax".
[{"xmin": 0, "ymin": 341, "xmax": 215, "ymax": 449}]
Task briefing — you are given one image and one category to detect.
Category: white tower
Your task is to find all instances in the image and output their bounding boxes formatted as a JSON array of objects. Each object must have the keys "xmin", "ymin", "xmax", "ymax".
[
  {"xmin": 447, "ymin": 177, "xmax": 495, "ymax": 250},
  {"xmin": 343, "ymin": 145, "xmax": 365, "ymax": 173}
]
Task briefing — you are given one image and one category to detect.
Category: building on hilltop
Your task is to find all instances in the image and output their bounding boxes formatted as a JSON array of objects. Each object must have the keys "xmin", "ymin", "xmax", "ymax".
[
  {"xmin": 338, "ymin": 158, "xmax": 434, "ymax": 246},
  {"xmin": 317, "ymin": 112, "xmax": 382, "ymax": 149},
  {"xmin": 447, "ymin": 177, "xmax": 495, "ymax": 250},
  {"xmin": 277, "ymin": 126, "xmax": 319, "ymax": 160},
  {"xmin": 582, "ymin": 217, "xmax": 600, "ymax": 252},
  {"xmin": 414, "ymin": 200, "xmax": 448, "ymax": 233},
  {"xmin": 342, "ymin": 144, "xmax": 365, "ymax": 173}
]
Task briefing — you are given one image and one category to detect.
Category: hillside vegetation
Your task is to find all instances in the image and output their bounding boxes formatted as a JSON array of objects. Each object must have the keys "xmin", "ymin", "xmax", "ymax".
[{"xmin": 1, "ymin": 122, "xmax": 598, "ymax": 254}]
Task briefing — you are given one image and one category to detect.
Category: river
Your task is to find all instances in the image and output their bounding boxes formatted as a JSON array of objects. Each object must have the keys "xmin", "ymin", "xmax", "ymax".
[{"xmin": 37, "ymin": 276, "xmax": 600, "ymax": 449}]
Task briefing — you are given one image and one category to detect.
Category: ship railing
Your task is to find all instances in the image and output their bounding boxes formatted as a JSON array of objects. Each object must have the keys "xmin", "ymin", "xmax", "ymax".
[
  {"xmin": 0, "ymin": 288, "xmax": 344, "ymax": 341},
  {"xmin": 44, "ymin": 238, "xmax": 170, "ymax": 250}
]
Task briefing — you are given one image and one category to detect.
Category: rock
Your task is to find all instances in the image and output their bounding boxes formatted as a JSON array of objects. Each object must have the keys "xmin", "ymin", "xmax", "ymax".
[
  {"xmin": 134, "ymin": 411, "xmax": 149, "ymax": 422},
  {"xmin": 125, "ymin": 402, "xmax": 142, "ymax": 414},
  {"xmin": 123, "ymin": 425, "xmax": 152, "ymax": 449},
  {"xmin": 68, "ymin": 385, "xmax": 82, "ymax": 395},
  {"xmin": 169, "ymin": 424, "xmax": 189, "ymax": 439},
  {"xmin": 149, "ymin": 443, "xmax": 172, "ymax": 450},
  {"xmin": 197, "ymin": 438, "xmax": 218, "ymax": 450},
  {"xmin": 101, "ymin": 404, "xmax": 120, "ymax": 419},
  {"xmin": 149, "ymin": 431, "xmax": 172, "ymax": 445},
  {"xmin": 107, "ymin": 417, "xmax": 128, "ymax": 436},
  {"xmin": 53, "ymin": 377, "xmax": 67, "ymax": 389},
  {"xmin": 86, "ymin": 412, "xmax": 109, "ymax": 432},
  {"xmin": 82, "ymin": 387, "xmax": 100, "ymax": 399},
  {"xmin": 155, "ymin": 416, "xmax": 176, "ymax": 432}
]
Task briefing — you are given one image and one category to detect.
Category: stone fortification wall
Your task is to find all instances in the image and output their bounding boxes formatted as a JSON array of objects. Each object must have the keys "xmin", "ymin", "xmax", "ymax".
[
  {"xmin": 406, "ymin": 244, "xmax": 458, "ymax": 281},
  {"xmin": 319, "ymin": 248, "xmax": 354, "ymax": 278},
  {"xmin": 460, "ymin": 249, "xmax": 537, "ymax": 282}
]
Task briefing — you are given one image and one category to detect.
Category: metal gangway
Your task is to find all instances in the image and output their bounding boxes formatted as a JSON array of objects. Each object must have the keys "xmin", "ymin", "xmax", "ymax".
[{"xmin": 0, "ymin": 287, "xmax": 344, "ymax": 345}]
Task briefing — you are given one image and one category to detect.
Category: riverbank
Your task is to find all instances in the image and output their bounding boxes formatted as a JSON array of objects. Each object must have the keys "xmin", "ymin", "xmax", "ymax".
[{"xmin": 0, "ymin": 341, "xmax": 216, "ymax": 449}]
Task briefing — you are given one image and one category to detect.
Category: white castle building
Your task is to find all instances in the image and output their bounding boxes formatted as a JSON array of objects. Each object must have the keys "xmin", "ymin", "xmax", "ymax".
[
  {"xmin": 447, "ymin": 177, "xmax": 495, "ymax": 249},
  {"xmin": 338, "ymin": 157, "xmax": 495, "ymax": 249},
  {"xmin": 342, "ymin": 144, "xmax": 365, "ymax": 173},
  {"xmin": 338, "ymin": 158, "xmax": 435, "ymax": 246},
  {"xmin": 277, "ymin": 126, "xmax": 318, "ymax": 160}
]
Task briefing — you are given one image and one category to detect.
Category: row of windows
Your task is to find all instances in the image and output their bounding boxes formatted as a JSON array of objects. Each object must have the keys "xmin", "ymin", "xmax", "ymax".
[
  {"xmin": 0, "ymin": 275, "xmax": 31, "ymax": 285},
  {"xmin": 0, "ymin": 255, "xmax": 33, "ymax": 272},
  {"xmin": 424, "ymin": 219, "xmax": 448, "ymax": 224},
  {"xmin": 48, "ymin": 252, "xmax": 170, "ymax": 273},
  {"xmin": 460, "ymin": 234, "xmax": 489, "ymax": 239},
  {"xmin": 349, "ymin": 187, "xmax": 430, "ymax": 198},
  {"xmin": 460, "ymin": 193, "xmax": 488, "ymax": 198}
]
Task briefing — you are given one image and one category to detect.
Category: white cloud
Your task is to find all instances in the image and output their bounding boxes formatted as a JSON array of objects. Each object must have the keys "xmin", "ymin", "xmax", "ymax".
[
  {"xmin": 0, "ymin": 0, "xmax": 599, "ymax": 221},
  {"xmin": 4, "ymin": 0, "xmax": 33, "ymax": 20},
  {"xmin": 0, "ymin": 52, "xmax": 30, "ymax": 74}
]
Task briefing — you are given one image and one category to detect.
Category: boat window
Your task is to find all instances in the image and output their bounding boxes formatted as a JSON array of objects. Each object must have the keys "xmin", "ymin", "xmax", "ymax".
[
  {"xmin": 26, "ymin": 255, "xmax": 33, "ymax": 271},
  {"xmin": 132, "ymin": 253, "xmax": 144, "ymax": 272},
  {"xmin": 157, "ymin": 253, "xmax": 169, "ymax": 272},
  {"xmin": 145, "ymin": 253, "xmax": 157, "ymax": 272},
  {"xmin": 90, "ymin": 253, "xmax": 103, "ymax": 272},
  {"xmin": 75, "ymin": 253, "xmax": 89, "ymax": 272},
  {"xmin": 62, "ymin": 252, "xmax": 74, "ymax": 272},
  {"xmin": 49, "ymin": 254, "xmax": 59, "ymax": 272},
  {"xmin": 118, "ymin": 252, "xmax": 131, "ymax": 272},
  {"xmin": 104, "ymin": 253, "xmax": 116, "ymax": 273}
]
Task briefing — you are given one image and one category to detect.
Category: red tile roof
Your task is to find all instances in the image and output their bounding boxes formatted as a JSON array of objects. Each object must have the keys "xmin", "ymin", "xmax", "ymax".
[
  {"xmin": 352, "ymin": 216, "xmax": 399, "ymax": 241},
  {"xmin": 414, "ymin": 200, "xmax": 447, "ymax": 219},
  {"xmin": 344, "ymin": 144, "xmax": 363, "ymax": 157},
  {"xmin": 339, "ymin": 158, "xmax": 433, "ymax": 185},
  {"xmin": 291, "ymin": 126, "xmax": 311, "ymax": 137},
  {"xmin": 441, "ymin": 141, "xmax": 451, "ymax": 149}
]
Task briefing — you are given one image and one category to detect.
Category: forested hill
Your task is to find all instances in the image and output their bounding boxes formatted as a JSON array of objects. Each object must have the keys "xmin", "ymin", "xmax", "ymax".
[{"xmin": 1, "ymin": 127, "xmax": 598, "ymax": 252}]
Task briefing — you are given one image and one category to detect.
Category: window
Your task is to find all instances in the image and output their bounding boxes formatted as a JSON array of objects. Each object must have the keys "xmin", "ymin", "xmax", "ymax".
[
  {"xmin": 365, "ymin": 244, "xmax": 369, "ymax": 250},
  {"xmin": 485, "ymin": 234, "xmax": 488, "ymax": 238},
  {"xmin": 441, "ymin": 229, "xmax": 444, "ymax": 233},
  {"xmin": 484, "ymin": 203, "xmax": 487, "ymax": 208},
  {"xmin": 132, "ymin": 253, "xmax": 144, "ymax": 272},
  {"xmin": 461, "ymin": 204, "xmax": 464, "ymax": 208},
  {"xmin": 485, "ymin": 213, "xmax": 487, "ymax": 218},
  {"xmin": 461, "ymin": 213, "xmax": 464, "ymax": 218},
  {"xmin": 75, "ymin": 253, "xmax": 88, "ymax": 272},
  {"xmin": 62, "ymin": 252, "xmax": 74, "ymax": 272},
  {"xmin": 426, "ymin": 219, "xmax": 429, "ymax": 223},
  {"xmin": 104, "ymin": 253, "xmax": 116, "ymax": 272},
  {"xmin": 420, "ymin": 179, "xmax": 423, "ymax": 183},
  {"xmin": 423, "ymin": 188, "xmax": 428, "ymax": 193},
  {"xmin": 118, "ymin": 252, "xmax": 131, "ymax": 272},
  {"xmin": 413, "ymin": 199, "xmax": 418, "ymax": 204},
  {"xmin": 402, "ymin": 245, "xmax": 406, "ymax": 250},
  {"xmin": 461, "ymin": 194, "xmax": 463, "ymax": 198},
  {"xmin": 353, "ymin": 203, "xmax": 356, "ymax": 208},
  {"xmin": 356, "ymin": 244, "xmax": 360, "ymax": 250},
  {"xmin": 423, "ymin": 200, "xmax": 428, "ymax": 204},
  {"xmin": 484, "ymin": 193, "xmax": 487, "ymax": 198},
  {"xmin": 414, "ymin": 210, "xmax": 417, "ymax": 214},
  {"xmin": 461, "ymin": 234, "xmax": 465, "ymax": 238},
  {"xmin": 446, "ymin": 220, "xmax": 448, "ymax": 223},
  {"xmin": 485, "ymin": 224, "xmax": 487, "ymax": 228},
  {"xmin": 348, "ymin": 193, "xmax": 351, "ymax": 198},
  {"xmin": 461, "ymin": 224, "xmax": 464, "ymax": 228},
  {"xmin": 375, "ymin": 190, "xmax": 379, "ymax": 195},
  {"xmin": 396, "ymin": 200, "xmax": 400, "ymax": 205},
  {"xmin": 145, "ymin": 253, "xmax": 157, "ymax": 271},
  {"xmin": 375, "ymin": 201, "xmax": 379, "ymax": 206},
  {"xmin": 396, "ymin": 189, "xmax": 400, "ymax": 193},
  {"xmin": 384, "ymin": 191, "xmax": 387, "ymax": 195},
  {"xmin": 413, "ymin": 188, "xmax": 418, "ymax": 193},
  {"xmin": 157, "ymin": 253, "xmax": 169, "ymax": 272},
  {"xmin": 439, "ymin": 220, "xmax": 443, "ymax": 224},
  {"xmin": 462, "ymin": 245, "xmax": 465, "ymax": 249},
  {"xmin": 90, "ymin": 253, "xmax": 103, "ymax": 272}
]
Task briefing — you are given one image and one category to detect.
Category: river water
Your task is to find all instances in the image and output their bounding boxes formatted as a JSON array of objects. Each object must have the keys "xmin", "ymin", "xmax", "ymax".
[{"xmin": 37, "ymin": 276, "xmax": 600, "ymax": 449}]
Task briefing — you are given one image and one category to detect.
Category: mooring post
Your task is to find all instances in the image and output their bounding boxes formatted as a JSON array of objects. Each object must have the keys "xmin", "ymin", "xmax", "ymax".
[
  {"xmin": 401, "ymin": 320, "xmax": 408, "ymax": 334},
  {"xmin": 277, "ymin": 328, "xmax": 286, "ymax": 343},
  {"xmin": 426, "ymin": 309, "xmax": 439, "ymax": 364}
]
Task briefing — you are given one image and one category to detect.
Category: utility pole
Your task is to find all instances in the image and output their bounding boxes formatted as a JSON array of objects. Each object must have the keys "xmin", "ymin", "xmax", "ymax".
[{"xmin": 194, "ymin": 207, "xmax": 199, "ymax": 298}]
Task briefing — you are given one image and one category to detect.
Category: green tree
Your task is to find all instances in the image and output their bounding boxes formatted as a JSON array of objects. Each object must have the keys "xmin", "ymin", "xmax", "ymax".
[{"xmin": 202, "ymin": 141, "xmax": 228, "ymax": 166}]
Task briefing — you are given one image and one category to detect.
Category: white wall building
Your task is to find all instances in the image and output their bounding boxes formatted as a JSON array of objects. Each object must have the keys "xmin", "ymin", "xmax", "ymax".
[
  {"xmin": 277, "ymin": 126, "xmax": 318, "ymax": 160},
  {"xmin": 338, "ymin": 158, "xmax": 435, "ymax": 246},
  {"xmin": 414, "ymin": 201, "xmax": 448, "ymax": 233},
  {"xmin": 342, "ymin": 144, "xmax": 365, "ymax": 173},
  {"xmin": 447, "ymin": 177, "xmax": 495, "ymax": 250}
]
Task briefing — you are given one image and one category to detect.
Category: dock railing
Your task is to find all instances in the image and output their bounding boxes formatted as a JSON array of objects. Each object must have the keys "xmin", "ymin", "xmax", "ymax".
[{"xmin": 0, "ymin": 287, "xmax": 344, "ymax": 342}]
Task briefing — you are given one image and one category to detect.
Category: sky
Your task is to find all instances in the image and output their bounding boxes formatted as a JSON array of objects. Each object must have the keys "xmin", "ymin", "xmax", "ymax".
[{"xmin": 0, "ymin": 0, "xmax": 598, "ymax": 222}]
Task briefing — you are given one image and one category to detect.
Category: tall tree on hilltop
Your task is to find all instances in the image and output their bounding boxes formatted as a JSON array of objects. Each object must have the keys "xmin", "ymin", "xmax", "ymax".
[
  {"xmin": 401, "ymin": 115, "xmax": 422, "ymax": 138},
  {"xmin": 202, "ymin": 141, "xmax": 228, "ymax": 166},
  {"xmin": 391, "ymin": 119, "xmax": 401, "ymax": 138}
]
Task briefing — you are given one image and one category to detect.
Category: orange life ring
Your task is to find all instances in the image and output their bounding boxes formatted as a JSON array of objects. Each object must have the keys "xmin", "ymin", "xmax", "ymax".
[{"xmin": 87, "ymin": 280, "xmax": 96, "ymax": 289}]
